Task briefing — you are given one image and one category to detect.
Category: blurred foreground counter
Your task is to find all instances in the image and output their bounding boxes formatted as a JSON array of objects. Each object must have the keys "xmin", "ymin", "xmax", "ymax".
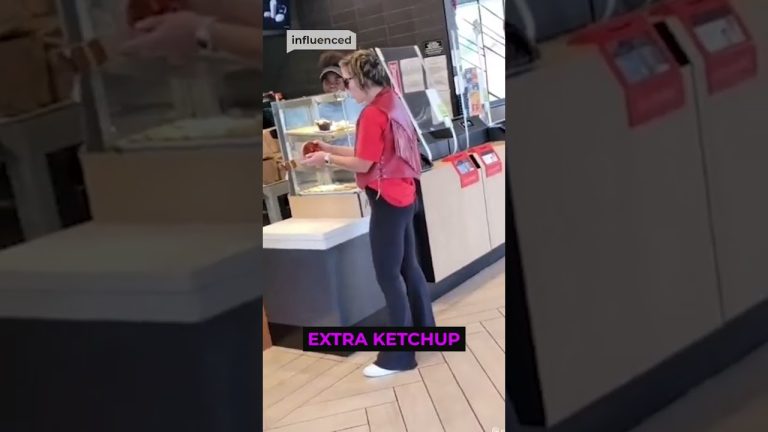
[{"xmin": 0, "ymin": 222, "xmax": 262, "ymax": 432}]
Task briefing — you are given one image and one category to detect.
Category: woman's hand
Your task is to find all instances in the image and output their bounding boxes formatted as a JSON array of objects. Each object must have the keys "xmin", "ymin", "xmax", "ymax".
[
  {"xmin": 302, "ymin": 140, "xmax": 335, "ymax": 157},
  {"xmin": 309, "ymin": 140, "xmax": 333, "ymax": 153},
  {"xmin": 120, "ymin": 11, "xmax": 206, "ymax": 60},
  {"xmin": 300, "ymin": 151, "xmax": 329, "ymax": 168}
]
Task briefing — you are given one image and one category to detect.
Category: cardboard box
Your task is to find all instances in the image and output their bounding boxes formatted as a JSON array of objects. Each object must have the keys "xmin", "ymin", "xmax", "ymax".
[
  {"xmin": 80, "ymin": 148, "xmax": 263, "ymax": 224},
  {"xmin": 262, "ymin": 127, "xmax": 281, "ymax": 157},
  {"xmin": 263, "ymin": 156, "xmax": 281, "ymax": 185},
  {"xmin": 288, "ymin": 191, "xmax": 370, "ymax": 218},
  {"xmin": 0, "ymin": 35, "xmax": 52, "ymax": 117}
]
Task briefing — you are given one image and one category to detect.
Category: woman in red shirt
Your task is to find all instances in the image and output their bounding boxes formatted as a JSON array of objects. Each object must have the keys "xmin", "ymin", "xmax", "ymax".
[{"xmin": 301, "ymin": 49, "xmax": 436, "ymax": 378}]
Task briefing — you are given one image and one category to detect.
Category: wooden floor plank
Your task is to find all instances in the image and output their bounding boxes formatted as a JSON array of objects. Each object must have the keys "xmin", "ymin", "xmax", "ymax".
[
  {"xmin": 263, "ymin": 349, "xmax": 301, "ymax": 373},
  {"xmin": 454, "ymin": 283, "xmax": 504, "ymax": 307},
  {"xmin": 264, "ymin": 409, "xmax": 367, "ymax": 432},
  {"xmin": 482, "ymin": 317, "xmax": 505, "ymax": 351},
  {"xmin": 264, "ymin": 355, "xmax": 321, "ymax": 390},
  {"xmin": 417, "ymin": 351, "xmax": 446, "ymax": 368},
  {"xmin": 420, "ymin": 363, "xmax": 483, "ymax": 432},
  {"xmin": 262, "ymin": 257, "xmax": 506, "ymax": 432},
  {"xmin": 443, "ymin": 350, "xmax": 505, "ymax": 432},
  {"xmin": 438, "ymin": 309, "xmax": 503, "ymax": 327},
  {"xmin": 301, "ymin": 350, "xmax": 330, "ymax": 359},
  {"xmin": 367, "ymin": 402, "xmax": 407, "ymax": 432},
  {"xmin": 310, "ymin": 351, "xmax": 444, "ymax": 404},
  {"xmin": 436, "ymin": 298, "xmax": 506, "ymax": 321},
  {"xmin": 395, "ymin": 382, "xmax": 445, "ymax": 432},
  {"xmin": 264, "ymin": 358, "xmax": 338, "ymax": 408},
  {"xmin": 276, "ymin": 389, "xmax": 395, "ymax": 427},
  {"xmin": 308, "ymin": 365, "xmax": 421, "ymax": 404},
  {"xmin": 274, "ymin": 347, "xmax": 344, "ymax": 362},
  {"xmin": 432, "ymin": 260, "xmax": 504, "ymax": 306},
  {"xmin": 335, "ymin": 425, "xmax": 369, "ymax": 432},
  {"xmin": 334, "ymin": 351, "xmax": 377, "ymax": 365},
  {"xmin": 465, "ymin": 322, "xmax": 486, "ymax": 334},
  {"xmin": 434, "ymin": 281, "xmax": 501, "ymax": 309},
  {"xmin": 264, "ymin": 361, "xmax": 360, "ymax": 428},
  {"xmin": 467, "ymin": 331, "xmax": 505, "ymax": 398}
]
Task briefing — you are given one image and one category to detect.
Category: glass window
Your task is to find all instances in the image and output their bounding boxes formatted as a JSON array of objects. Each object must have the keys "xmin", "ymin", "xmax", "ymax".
[{"xmin": 454, "ymin": 0, "xmax": 505, "ymax": 104}]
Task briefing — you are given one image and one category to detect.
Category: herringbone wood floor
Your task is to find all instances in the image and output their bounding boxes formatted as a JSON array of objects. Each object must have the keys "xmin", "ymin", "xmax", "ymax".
[{"xmin": 263, "ymin": 259, "xmax": 506, "ymax": 432}]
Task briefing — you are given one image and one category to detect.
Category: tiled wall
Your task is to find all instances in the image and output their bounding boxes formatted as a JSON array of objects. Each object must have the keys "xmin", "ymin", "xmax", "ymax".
[{"xmin": 264, "ymin": 0, "xmax": 452, "ymax": 99}]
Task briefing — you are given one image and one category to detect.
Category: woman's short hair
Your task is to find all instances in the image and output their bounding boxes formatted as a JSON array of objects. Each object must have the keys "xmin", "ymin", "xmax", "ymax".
[{"xmin": 340, "ymin": 49, "xmax": 391, "ymax": 90}]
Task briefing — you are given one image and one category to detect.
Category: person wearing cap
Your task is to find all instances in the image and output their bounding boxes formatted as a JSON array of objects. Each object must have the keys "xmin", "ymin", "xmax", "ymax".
[
  {"xmin": 319, "ymin": 52, "xmax": 346, "ymax": 94},
  {"xmin": 317, "ymin": 51, "xmax": 364, "ymax": 123}
]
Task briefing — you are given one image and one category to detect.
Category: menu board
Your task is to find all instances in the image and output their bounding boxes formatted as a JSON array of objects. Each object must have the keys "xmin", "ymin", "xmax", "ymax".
[
  {"xmin": 612, "ymin": 37, "xmax": 671, "ymax": 84},
  {"xmin": 692, "ymin": 9, "xmax": 746, "ymax": 53}
]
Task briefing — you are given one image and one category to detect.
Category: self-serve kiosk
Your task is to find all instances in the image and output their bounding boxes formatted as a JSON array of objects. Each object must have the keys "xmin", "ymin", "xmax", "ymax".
[
  {"xmin": 468, "ymin": 143, "xmax": 505, "ymax": 249},
  {"xmin": 418, "ymin": 151, "xmax": 492, "ymax": 283},
  {"xmin": 421, "ymin": 115, "xmax": 495, "ymax": 160},
  {"xmin": 506, "ymin": 14, "xmax": 722, "ymax": 427},
  {"xmin": 654, "ymin": 0, "xmax": 768, "ymax": 321}
]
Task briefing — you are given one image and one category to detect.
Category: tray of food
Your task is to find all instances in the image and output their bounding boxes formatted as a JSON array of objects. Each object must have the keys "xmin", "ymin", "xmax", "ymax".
[
  {"xmin": 286, "ymin": 120, "xmax": 355, "ymax": 138},
  {"xmin": 300, "ymin": 183, "xmax": 359, "ymax": 195},
  {"xmin": 113, "ymin": 116, "xmax": 260, "ymax": 151}
]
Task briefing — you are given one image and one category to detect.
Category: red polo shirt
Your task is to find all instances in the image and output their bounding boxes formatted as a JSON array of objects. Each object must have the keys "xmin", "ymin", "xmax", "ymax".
[{"xmin": 355, "ymin": 106, "xmax": 416, "ymax": 208}]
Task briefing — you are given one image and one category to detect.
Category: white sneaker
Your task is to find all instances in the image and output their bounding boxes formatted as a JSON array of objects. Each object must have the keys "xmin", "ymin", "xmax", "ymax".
[{"xmin": 363, "ymin": 364, "xmax": 399, "ymax": 378}]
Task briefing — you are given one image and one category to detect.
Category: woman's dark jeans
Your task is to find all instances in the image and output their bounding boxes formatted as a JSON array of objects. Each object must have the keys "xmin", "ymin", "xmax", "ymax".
[{"xmin": 365, "ymin": 188, "xmax": 436, "ymax": 371}]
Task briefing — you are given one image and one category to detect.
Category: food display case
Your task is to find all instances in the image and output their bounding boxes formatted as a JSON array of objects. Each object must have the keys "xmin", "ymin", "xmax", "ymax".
[
  {"xmin": 271, "ymin": 45, "xmax": 466, "ymax": 210},
  {"xmin": 64, "ymin": 0, "xmax": 261, "ymax": 152},
  {"xmin": 271, "ymin": 92, "xmax": 358, "ymax": 196},
  {"xmin": 60, "ymin": 0, "xmax": 262, "ymax": 224}
]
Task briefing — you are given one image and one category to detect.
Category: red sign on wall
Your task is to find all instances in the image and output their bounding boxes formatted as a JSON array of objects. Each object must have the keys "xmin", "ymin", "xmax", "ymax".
[
  {"xmin": 654, "ymin": 0, "xmax": 757, "ymax": 94},
  {"xmin": 570, "ymin": 14, "xmax": 686, "ymax": 127}
]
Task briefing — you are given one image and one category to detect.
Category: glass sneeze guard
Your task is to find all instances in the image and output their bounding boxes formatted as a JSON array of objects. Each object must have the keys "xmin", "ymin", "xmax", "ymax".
[{"xmin": 272, "ymin": 92, "xmax": 360, "ymax": 196}]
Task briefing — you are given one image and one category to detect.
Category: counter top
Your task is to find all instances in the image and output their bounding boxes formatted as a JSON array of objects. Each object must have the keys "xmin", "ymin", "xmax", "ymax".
[
  {"xmin": 0, "ymin": 222, "xmax": 261, "ymax": 323},
  {"xmin": 263, "ymin": 217, "xmax": 370, "ymax": 250}
]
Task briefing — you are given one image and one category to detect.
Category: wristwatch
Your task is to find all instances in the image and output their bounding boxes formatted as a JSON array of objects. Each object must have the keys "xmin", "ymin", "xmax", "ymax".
[{"xmin": 195, "ymin": 17, "xmax": 216, "ymax": 52}]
